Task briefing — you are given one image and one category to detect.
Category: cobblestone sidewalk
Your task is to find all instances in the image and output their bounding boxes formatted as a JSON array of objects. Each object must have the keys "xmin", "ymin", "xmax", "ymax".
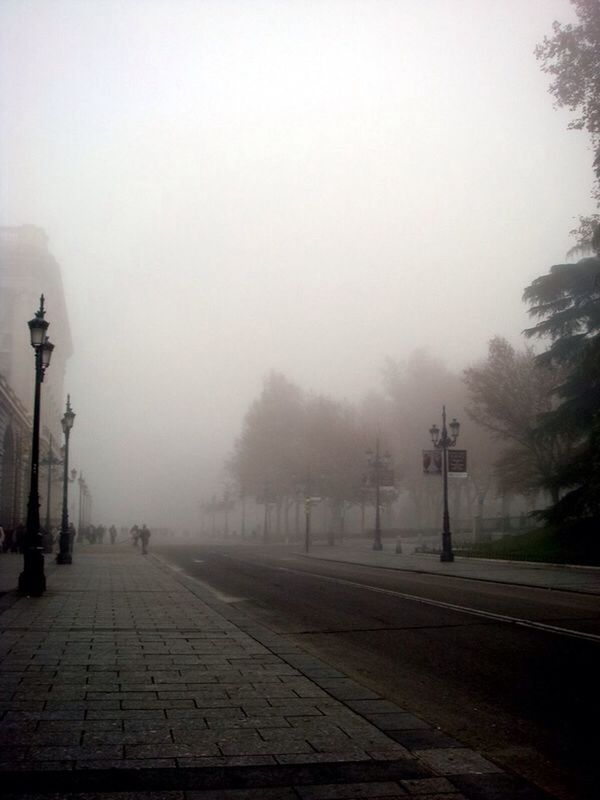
[{"xmin": 0, "ymin": 550, "xmax": 551, "ymax": 799}]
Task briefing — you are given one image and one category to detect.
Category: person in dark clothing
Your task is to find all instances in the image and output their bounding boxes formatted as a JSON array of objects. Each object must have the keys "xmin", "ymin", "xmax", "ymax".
[
  {"xmin": 15, "ymin": 524, "xmax": 26, "ymax": 553},
  {"xmin": 140, "ymin": 524, "xmax": 151, "ymax": 555},
  {"xmin": 109, "ymin": 525, "xmax": 117, "ymax": 544},
  {"xmin": 131, "ymin": 525, "xmax": 140, "ymax": 547},
  {"xmin": 2, "ymin": 527, "xmax": 13, "ymax": 553}
]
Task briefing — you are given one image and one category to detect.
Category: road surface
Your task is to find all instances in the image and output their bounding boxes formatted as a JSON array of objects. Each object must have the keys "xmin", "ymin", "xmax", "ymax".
[{"xmin": 155, "ymin": 543, "xmax": 599, "ymax": 800}]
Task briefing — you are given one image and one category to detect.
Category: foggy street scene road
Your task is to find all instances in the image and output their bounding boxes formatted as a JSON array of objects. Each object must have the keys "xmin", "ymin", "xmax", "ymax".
[
  {"xmin": 2, "ymin": 1, "xmax": 600, "ymax": 799},
  {"xmin": 154, "ymin": 542, "xmax": 599, "ymax": 800}
]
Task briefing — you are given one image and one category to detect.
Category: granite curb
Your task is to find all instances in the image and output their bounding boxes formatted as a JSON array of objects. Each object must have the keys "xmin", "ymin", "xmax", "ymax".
[
  {"xmin": 297, "ymin": 551, "xmax": 600, "ymax": 596},
  {"xmin": 150, "ymin": 554, "xmax": 553, "ymax": 800}
]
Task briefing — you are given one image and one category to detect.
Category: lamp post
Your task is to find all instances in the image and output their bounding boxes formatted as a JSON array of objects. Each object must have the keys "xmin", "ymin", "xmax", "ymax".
[
  {"xmin": 262, "ymin": 481, "xmax": 271, "ymax": 543},
  {"xmin": 292, "ymin": 471, "xmax": 310, "ymax": 552},
  {"xmin": 18, "ymin": 295, "xmax": 55, "ymax": 596},
  {"xmin": 303, "ymin": 473, "xmax": 313, "ymax": 554},
  {"xmin": 429, "ymin": 406, "xmax": 460, "ymax": 562},
  {"xmin": 40, "ymin": 434, "xmax": 62, "ymax": 531},
  {"xmin": 57, "ymin": 396, "xmax": 76, "ymax": 564},
  {"xmin": 77, "ymin": 473, "xmax": 85, "ymax": 539},
  {"xmin": 366, "ymin": 439, "xmax": 391, "ymax": 551}
]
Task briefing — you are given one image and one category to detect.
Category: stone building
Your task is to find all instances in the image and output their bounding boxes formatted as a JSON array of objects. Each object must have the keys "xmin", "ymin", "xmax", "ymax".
[{"xmin": 0, "ymin": 226, "xmax": 73, "ymax": 530}]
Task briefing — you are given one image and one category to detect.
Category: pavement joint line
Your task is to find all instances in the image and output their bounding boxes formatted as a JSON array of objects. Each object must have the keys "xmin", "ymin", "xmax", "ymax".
[
  {"xmin": 298, "ymin": 552, "xmax": 600, "ymax": 596},
  {"xmin": 150, "ymin": 553, "xmax": 523, "ymax": 795},
  {"xmin": 244, "ymin": 561, "xmax": 600, "ymax": 644},
  {"xmin": 0, "ymin": 551, "xmax": 555, "ymax": 798},
  {"xmin": 284, "ymin": 622, "xmax": 499, "ymax": 635}
]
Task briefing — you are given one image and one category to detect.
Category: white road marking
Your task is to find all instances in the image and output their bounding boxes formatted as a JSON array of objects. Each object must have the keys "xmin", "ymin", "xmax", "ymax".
[
  {"xmin": 154, "ymin": 554, "xmax": 243, "ymax": 603},
  {"xmin": 215, "ymin": 554, "xmax": 599, "ymax": 644}
]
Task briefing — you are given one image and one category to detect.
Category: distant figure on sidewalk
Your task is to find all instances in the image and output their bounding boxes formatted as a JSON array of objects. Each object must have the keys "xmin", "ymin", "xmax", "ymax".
[
  {"xmin": 41, "ymin": 526, "xmax": 54, "ymax": 553},
  {"xmin": 2, "ymin": 527, "xmax": 14, "ymax": 553},
  {"xmin": 68, "ymin": 523, "xmax": 76, "ymax": 552},
  {"xmin": 140, "ymin": 524, "xmax": 151, "ymax": 555},
  {"xmin": 131, "ymin": 525, "xmax": 140, "ymax": 547},
  {"xmin": 15, "ymin": 524, "xmax": 26, "ymax": 553},
  {"xmin": 109, "ymin": 525, "xmax": 117, "ymax": 545},
  {"xmin": 97, "ymin": 525, "xmax": 106, "ymax": 545}
]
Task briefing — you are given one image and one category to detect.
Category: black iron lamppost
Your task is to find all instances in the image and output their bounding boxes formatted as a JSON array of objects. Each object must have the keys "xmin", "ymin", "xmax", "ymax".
[
  {"xmin": 366, "ymin": 439, "xmax": 391, "ymax": 551},
  {"xmin": 57, "ymin": 396, "xmax": 76, "ymax": 564},
  {"xmin": 262, "ymin": 481, "xmax": 272, "ymax": 543},
  {"xmin": 293, "ymin": 470, "xmax": 322, "ymax": 553},
  {"xmin": 40, "ymin": 434, "xmax": 62, "ymax": 531},
  {"xmin": 18, "ymin": 295, "xmax": 55, "ymax": 596},
  {"xmin": 77, "ymin": 473, "xmax": 86, "ymax": 536},
  {"xmin": 429, "ymin": 406, "xmax": 460, "ymax": 562},
  {"xmin": 303, "ymin": 472, "xmax": 313, "ymax": 554}
]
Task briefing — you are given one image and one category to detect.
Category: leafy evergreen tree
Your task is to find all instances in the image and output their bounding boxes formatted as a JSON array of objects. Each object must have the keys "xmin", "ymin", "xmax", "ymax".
[
  {"xmin": 536, "ymin": 0, "xmax": 600, "ymax": 247},
  {"xmin": 463, "ymin": 337, "xmax": 571, "ymax": 503},
  {"xmin": 523, "ymin": 227, "xmax": 600, "ymax": 523}
]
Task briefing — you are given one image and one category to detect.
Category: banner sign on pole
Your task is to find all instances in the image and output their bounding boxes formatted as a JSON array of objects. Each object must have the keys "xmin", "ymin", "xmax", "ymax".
[
  {"xmin": 422, "ymin": 450, "xmax": 442, "ymax": 475},
  {"xmin": 422, "ymin": 449, "xmax": 467, "ymax": 476},
  {"xmin": 448, "ymin": 449, "xmax": 467, "ymax": 477},
  {"xmin": 380, "ymin": 468, "xmax": 395, "ymax": 489}
]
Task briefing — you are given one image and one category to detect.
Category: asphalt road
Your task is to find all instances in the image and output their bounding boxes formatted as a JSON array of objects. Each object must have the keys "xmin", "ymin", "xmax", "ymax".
[{"xmin": 155, "ymin": 543, "xmax": 599, "ymax": 800}]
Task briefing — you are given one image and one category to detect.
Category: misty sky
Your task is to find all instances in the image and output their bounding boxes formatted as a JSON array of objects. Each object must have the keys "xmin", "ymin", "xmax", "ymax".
[{"xmin": 0, "ymin": 0, "xmax": 595, "ymax": 527}]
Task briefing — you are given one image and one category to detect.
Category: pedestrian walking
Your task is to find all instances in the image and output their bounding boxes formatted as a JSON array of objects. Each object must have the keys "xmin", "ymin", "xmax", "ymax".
[
  {"xmin": 15, "ymin": 524, "xmax": 26, "ymax": 553},
  {"xmin": 3, "ymin": 527, "xmax": 14, "ymax": 553},
  {"xmin": 68, "ymin": 523, "xmax": 76, "ymax": 552},
  {"xmin": 140, "ymin": 524, "xmax": 151, "ymax": 555},
  {"xmin": 109, "ymin": 524, "xmax": 117, "ymax": 545},
  {"xmin": 131, "ymin": 525, "xmax": 140, "ymax": 547}
]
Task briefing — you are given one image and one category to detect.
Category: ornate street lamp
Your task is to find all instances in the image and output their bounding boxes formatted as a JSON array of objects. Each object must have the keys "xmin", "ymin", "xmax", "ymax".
[
  {"xmin": 429, "ymin": 406, "xmax": 460, "ymax": 562},
  {"xmin": 57, "ymin": 396, "xmax": 76, "ymax": 564},
  {"xmin": 77, "ymin": 473, "xmax": 86, "ymax": 538},
  {"xmin": 18, "ymin": 296, "xmax": 55, "ymax": 596},
  {"xmin": 40, "ymin": 434, "xmax": 62, "ymax": 531},
  {"xmin": 366, "ymin": 439, "xmax": 392, "ymax": 551}
]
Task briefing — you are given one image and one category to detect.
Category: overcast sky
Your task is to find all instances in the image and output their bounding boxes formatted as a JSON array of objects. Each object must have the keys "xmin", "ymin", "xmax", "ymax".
[{"xmin": 0, "ymin": 0, "xmax": 594, "ymax": 528}]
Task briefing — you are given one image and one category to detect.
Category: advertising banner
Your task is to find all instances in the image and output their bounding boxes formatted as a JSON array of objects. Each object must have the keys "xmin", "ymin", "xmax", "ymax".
[
  {"xmin": 422, "ymin": 450, "xmax": 442, "ymax": 475},
  {"xmin": 448, "ymin": 449, "xmax": 467, "ymax": 477},
  {"xmin": 422, "ymin": 449, "xmax": 467, "ymax": 477}
]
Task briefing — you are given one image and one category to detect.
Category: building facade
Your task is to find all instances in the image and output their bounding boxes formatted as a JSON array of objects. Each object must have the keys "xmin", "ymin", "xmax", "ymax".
[{"xmin": 0, "ymin": 225, "xmax": 73, "ymax": 530}]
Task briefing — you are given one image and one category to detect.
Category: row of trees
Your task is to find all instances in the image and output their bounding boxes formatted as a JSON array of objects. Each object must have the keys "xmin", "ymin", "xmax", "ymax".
[
  {"xmin": 225, "ymin": 1, "xmax": 600, "ymax": 536},
  {"xmin": 227, "ymin": 343, "xmax": 561, "ymax": 538}
]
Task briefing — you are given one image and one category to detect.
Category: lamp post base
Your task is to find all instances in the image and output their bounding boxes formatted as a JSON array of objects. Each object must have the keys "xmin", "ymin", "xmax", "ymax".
[
  {"xmin": 440, "ymin": 552, "xmax": 454, "ymax": 562},
  {"xmin": 373, "ymin": 540, "xmax": 383, "ymax": 551},
  {"xmin": 56, "ymin": 531, "xmax": 72, "ymax": 564},
  {"xmin": 18, "ymin": 550, "xmax": 46, "ymax": 596}
]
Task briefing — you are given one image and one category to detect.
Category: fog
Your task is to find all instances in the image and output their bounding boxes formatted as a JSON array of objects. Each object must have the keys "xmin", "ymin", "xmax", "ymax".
[{"xmin": 0, "ymin": 0, "xmax": 594, "ymax": 529}]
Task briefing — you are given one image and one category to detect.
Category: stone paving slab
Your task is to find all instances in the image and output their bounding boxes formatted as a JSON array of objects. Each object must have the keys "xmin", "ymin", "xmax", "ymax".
[{"xmin": 0, "ymin": 550, "xmax": 552, "ymax": 799}]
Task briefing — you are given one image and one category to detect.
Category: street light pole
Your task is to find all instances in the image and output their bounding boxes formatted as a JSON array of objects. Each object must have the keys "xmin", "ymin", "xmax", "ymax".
[
  {"xmin": 41, "ymin": 434, "xmax": 62, "ymax": 531},
  {"xmin": 78, "ymin": 473, "xmax": 84, "ymax": 535},
  {"xmin": 262, "ymin": 481, "xmax": 272, "ymax": 543},
  {"xmin": 366, "ymin": 439, "xmax": 391, "ymax": 551},
  {"xmin": 304, "ymin": 472, "xmax": 312, "ymax": 554},
  {"xmin": 18, "ymin": 295, "xmax": 55, "ymax": 596},
  {"xmin": 57, "ymin": 396, "xmax": 76, "ymax": 564},
  {"xmin": 429, "ymin": 406, "xmax": 460, "ymax": 563}
]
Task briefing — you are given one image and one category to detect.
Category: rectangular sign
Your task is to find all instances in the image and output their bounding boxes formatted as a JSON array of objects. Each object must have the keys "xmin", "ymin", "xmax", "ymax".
[
  {"xmin": 422, "ymin": 449, "xmax": 442, "ymax": 475},
  {"xmin": 380, "ymin": 468, "xmax": 395, "ymax": 489},
  {"xmin": 448, "ymin": 449, "xmax": 467, "ymax": 477},
  {"xmin": 422, "ymin": 449, "xmax": 467, "ymax": 476},
  {"xmin": 365, "ymin": 468, "xmax": 395, "ymax": 488}
]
